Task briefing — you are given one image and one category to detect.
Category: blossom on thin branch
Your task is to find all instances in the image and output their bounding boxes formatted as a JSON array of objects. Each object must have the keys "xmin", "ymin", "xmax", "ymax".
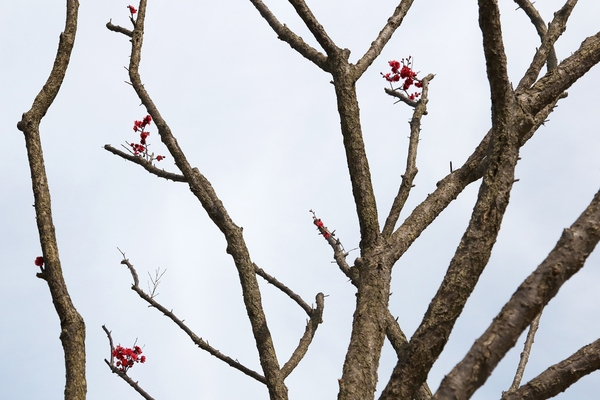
[
  {"xmin": 311, "ymin": 210, "xmax": 335, "ymax": 240},
  {"xmin": 124, "ymin": 114, "xmax": 166, "ymax": 164},
  {"xmin": 127, "ymin": 5, "xmax": 137, "ymax": 15},
  {"xmin": 112, "ymin": 344, "xmax": 146, "ymax": 373},
  {"xmin": 382, "ymin": 56, "xmax": 423, "ymax": 101}
]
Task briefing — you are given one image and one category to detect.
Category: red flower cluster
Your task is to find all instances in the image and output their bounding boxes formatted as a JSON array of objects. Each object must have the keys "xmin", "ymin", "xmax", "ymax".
[
  {"xmin": 311, "ymin": 210, "xmax": 334, "ymax": 240},
  {"xmin": 127, "ymin": 5, "xmax": 137, "ymax": 15},
  {"xmin": 133, "ymin": 115, "xmax": 152, "ymax": 134},
  {"xmin": 113, "ymin": 345, "xmax": 146, "ymax": 373},
  {"xmin": 34, "ymin": 256, "xmax": 44, "ymax": 270},
  {"xmin": 127, "ymin": 115, "xmax": 165, "ymax": 162},
  {"xmin": 382, "ymin": 57, "xmax": 423, "ymax": 100}
]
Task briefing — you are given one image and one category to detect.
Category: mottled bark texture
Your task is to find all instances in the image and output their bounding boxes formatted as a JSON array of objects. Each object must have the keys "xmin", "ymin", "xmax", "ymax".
[
  {"xmin": 16, "ymin": 1, "xmax": 86, "ymax": 399},
  {"xmin": 247, "ymin": 0, "xmax": 600, "ymax": 399}
]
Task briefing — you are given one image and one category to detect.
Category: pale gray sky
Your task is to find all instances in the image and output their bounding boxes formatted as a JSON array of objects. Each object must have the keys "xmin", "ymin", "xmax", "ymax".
[{"xmin": 2, "ymin": 1, "xmax": 600, "ymax": 399}]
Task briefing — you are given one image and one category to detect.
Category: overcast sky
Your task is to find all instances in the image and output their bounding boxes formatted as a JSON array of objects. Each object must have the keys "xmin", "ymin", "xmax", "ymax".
[{"xmin": 2, "ymin": 1, "xmax": 600, "ymax": 399}]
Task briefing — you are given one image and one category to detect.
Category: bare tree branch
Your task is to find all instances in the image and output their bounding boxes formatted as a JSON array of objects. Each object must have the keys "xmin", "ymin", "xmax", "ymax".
[
  {"xmin": 104, "ymin": 144, "xmax": 186, "ymax": 182},
  {"xmin": 102, "ymin": 325, "xmax": 155, "ymax": 400},
  {"xmin": 513, "ymin": 0, "xmax": 558, "ymax": 71},
  {"xmin": 433, "ymin": 188, "xmax": 600, "ymax": 399},
  {"xmin": 287, "ymin": 0, "xmax": 338, "ymax": 55},
  {"xmin": 115, "ymin": 2, "xmax": 288, "ymax": 397},
  {"xmin": 507, "ymin": 311, "xmax": 543, "ymax": 392},
  {"xmin": 118, "ymin": 256, "xmax": 267, "ymax": 385},
  {"xmin": 247, "ymin": 0, "xmax": 329, "ymax": 71},
  {"xmin": 106, "ymin": 20, "xmax": 133, "ymax": 37},
  {"xmin": 253, "ymin": 263, "xmax": 317, "ymax": 316},
  {"xmin": 478, "ymin": 0, "xmax": 514, "ymax": 124},
  {"xmin": 384, "ymin": 314, "xmax": 432, "ymax": 400},
  {"xmin": 519, "ymin": 30, "xmax": 600, "ymax": 116},
  {"xmin": 383, "ymin": 87, "xmax": 419, "ymax": 107},
  {"xmin": 380, "ymin": 1, "xmax": 522, "ymax": 397},
  {"xmin": 280, "ymin": 293, "xmax": 324, "ymax": 378},
  {"xmin": 516, "ymin": 0, "xmax": 578, "ymax": 92},
  {"xmin": 331, "ymin": 66, "xmax": 380, "ymax": 251},
  {"xmin": 16, "ymin": 1, "xmax": 86, "ymax": 399},
  {"xmin": 382, "ymin": 73, "xmax": 434, "ymax": 237},
  {"xmin": 502, "ymin": 338, "xmax": 600, "ymax": 400},
  {"xmin": 352, "ymin": 0, "xmax": 416, "ymax": 79}
]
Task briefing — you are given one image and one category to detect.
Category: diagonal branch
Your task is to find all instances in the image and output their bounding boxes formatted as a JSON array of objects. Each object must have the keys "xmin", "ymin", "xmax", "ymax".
[
  {"xmin": 118, "ymin": 256, "xmax": 267, "ymax": 385},
  {"xmin": 513, "ymin": 0, "xmax": 558, "ymax": 71},
  {"xmin": 519, "ymin": 30, "xmax": 600, "ymax": 116},
  {"xmin": 253, "ymin": 263, "xmax": 316, "ymax": 316},
  {"xmin": 280, "ymin": 293, "xmax": 324, "ymax": 379},
  {"xmin": 502, "ymin": 338, "xmax": 600, "ymax": 400},
  {"xmin": 516, "ymin": 0, "xmax": 578, "ymax": 92},
  {"xmin": 388, "ymin": 88, "xmax": 564, "ymax": 266},
  {"xmin": 287, "ymin": 0, "xmax": 338, "ymax": 55},
  {"xmin": 507, "ymin": 311, "xmax": 543, "ymax": 392},
  {"xmin": 433, "ymin": 188, "xmax": 600, "ymax": 399},
  {"xmin": 104, "ymin": 144, "xmax": 186, "ymax": 182},
  {"xmin": 352, "ymin": 0, "xmax": 416, "ymax": 80},
  {"xmin": 248, "ymin": 0, "xmax": 328, "ymax": 71},
  {"xmin": 382, "ymin": 73, "xmax": 434, "ymax": 237}
]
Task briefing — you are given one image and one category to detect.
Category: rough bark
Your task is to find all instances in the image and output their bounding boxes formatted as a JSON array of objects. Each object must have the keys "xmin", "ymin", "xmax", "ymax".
[{"xmin": 16, "ymin": 1, "xmax": 86, "ymax": 399}]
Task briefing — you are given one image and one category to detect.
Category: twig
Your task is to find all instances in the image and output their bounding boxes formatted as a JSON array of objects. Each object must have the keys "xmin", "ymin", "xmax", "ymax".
[
  {"xmin": 104, "ymin": 144, "xmax": 186, "ymax": 182},
  {"xmin": 253, "ymin": 263, "xmax": 314, "ymax": 316},
  {"xmin": 106, "ymin": 20, "xmax": 133, "ymax": 37},
  {"xmin": 515, "ymin": 0, "xmax": 578, "ymax": 92},
  {"xmin": 508, "ymin": 310, "xmax": 543, "ymax": 391},
  {"xmin": 309, "ymin": 210, "xmax": 357, "ymax": 282},
  {"xmin": 502, "ymin": 337, "xmax": 600, "ymax": 400},
  {"xmin": 102, "ymin": 325, "xmax": 155, "ymax": 400},
  {"xmin": 513, "ymin": 0, "xmax": 558, "ymax": 70},
  {"xmin": 384, "ymin": 87, "xmax": 419, "ymax": 107},
  {"xmin": 147, "ymin": 268, "xmax": 166, "ymax": 299}
]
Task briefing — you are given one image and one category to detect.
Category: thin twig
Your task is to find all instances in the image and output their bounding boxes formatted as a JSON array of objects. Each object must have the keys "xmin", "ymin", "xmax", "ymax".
[
  {"xmin": 516, "ymin": 0, "xmax": 578, "ymax": 92},
  {"xmin": 309, "ymin": 210, "xmax": 357, "ymax": 282},
  {"xmin": 106, "ymin": 20, "xmax": 133, "ymax": 37},
  {"xmin": 104, "ymin": 144, "xmax": 186, "ymax": 182},
  {"xmin": 513, "ymin": 0, "xmax": 558, "ymax": 70},
  {"xmin": 147, "ymin": 268, "xmax": 166, "ymax": 299},
  {"xmin": 508, "ymin": 310, "xmax": 543, "ymax": 391},
  {"xmin": 502, "ymin": 337, "xmax": 600, "ymax": 400},
  {"xmin": 254, "ymin": 263, "xmax": 314, "ymax": 316}
]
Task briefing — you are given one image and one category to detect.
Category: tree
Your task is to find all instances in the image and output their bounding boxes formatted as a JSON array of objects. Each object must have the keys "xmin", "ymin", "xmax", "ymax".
[{"xmin": 6, "ymin": 0, "xmax": 600, "ymax": 399}]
